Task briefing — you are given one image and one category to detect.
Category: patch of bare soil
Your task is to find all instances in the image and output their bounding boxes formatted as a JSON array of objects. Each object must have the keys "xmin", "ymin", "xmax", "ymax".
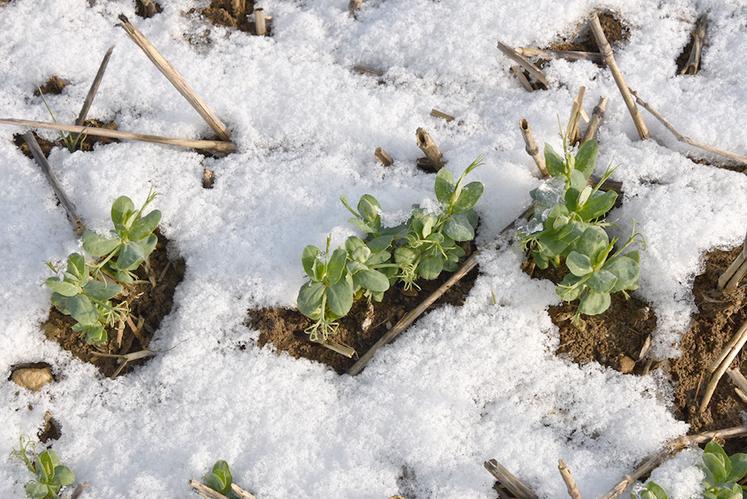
[
  {"xmin": 549, "ymin": 11, "xmax": 629, "ymax": 54},
  {"xmin": 198, "ymin": 0, "xmax": 272, "ymax": 35},
  {"xmin": 247, "ymin": 247, "xmax": 478, "ymax": 374},
  {"xmin": 527, "ymin": 263, "xmax": 656, "ymax": 373},
  {"xmin": 668, "ymin": 246, "xmax": 747, "ymax": 434},
  {"xmin": 41, "ymin": 231, "xmax": 185, "ymax": 378},
  {"xmin": 34, "ymin": 76, "xmax": 68, "ymax": 96}
]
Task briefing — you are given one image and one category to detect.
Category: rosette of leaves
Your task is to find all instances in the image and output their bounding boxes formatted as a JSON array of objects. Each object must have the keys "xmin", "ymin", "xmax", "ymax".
[
  {"xmin": 45, "ymin": 253, "xmax": 124, "ymax": 344},
  {"xmin": 523, "ymin": 140, "xmax": 618, "ymax": 269},
  {"xmin": 702, "ymin": 440, "xmax": 747, "ymax": 498},
  {"xmin": 556, "ymin": 225, "xmax": 641, "ymax": 317},
  {"xmin": 82, "ymin": 191, "xmax": 161, "ymax": 284},
  {"xmin": 297, "ymin": 237, "xmax": 355, "ymax": 341},
  {"xmin": 203, "ymin": 460, "xmax": 240, "ymax": 499},
  {"xmin": 632, "ymin": 481, "xmax": 668, "ymax": 499},
  {"xmin": 395, "ymin": 158, "xmax": 483, "ymax": 289},
  {"xmin": 11, "ymin": 438, "xmax": 75, "ymax": 499}
]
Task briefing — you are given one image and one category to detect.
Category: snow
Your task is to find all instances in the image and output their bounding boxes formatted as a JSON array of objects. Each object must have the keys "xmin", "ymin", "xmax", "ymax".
[{"xmin": 0, "ymin": 0, "xmax": 745, "ymax": 497}]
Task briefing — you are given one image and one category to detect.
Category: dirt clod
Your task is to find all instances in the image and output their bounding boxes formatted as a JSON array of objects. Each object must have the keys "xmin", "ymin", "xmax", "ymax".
[
  {"xmin": 135, "ymin": 0, "xmax": 162, "ymax": 18},
  {"xmin": 38, "ymin": 411, "xmax": 62, "ymax": 442},
  {"xmin": 9, "ymin": 363, "xmax": 54, "ymax": 391},
  {"xmin": 41, "ymin": 232, "xmax": 185, "ymax": 378},
  {"xmin": 200, "ymin": 1, "xmax": 272, "ymax": 35},
  {"xmin": 248, "ymin": 264, "xmax": 478, "ymax": 374},
  {"xmin": 12, "ymin": 120, "xmax": 119, "ymax": 158},
  {"xmin": 202, "ymin": 167, "xmax": 215, "ymax": 189},
  {"xmin": 34, "ymin": 75, "xmax": 67, "ymax": 96}
]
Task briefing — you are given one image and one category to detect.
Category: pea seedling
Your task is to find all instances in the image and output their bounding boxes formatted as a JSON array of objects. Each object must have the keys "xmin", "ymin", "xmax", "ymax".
[
  {"xmin": 702, "ymin": 440, "xmax": 747, "ymax": 498},
  {"xmin": 11, "ymin": 437, "xmax": 76, "ymax": 499},
  {"xmin": 521, "ymin": 138, "xmax": 643, "ymax": 318},
  {"xmin": 632, "ymin": 481, "xmax": 668, "ymax": 499},
  {"xmin": 297, "ymin": 158, "xmax": 484, "ymax": 343},
  {"xmin": 202, "ymin": 460, "xmax": 239, "ymax": 498},
  {"xmin": 46, "ymin": 191, "xmax": 161, "ymax": 344}
]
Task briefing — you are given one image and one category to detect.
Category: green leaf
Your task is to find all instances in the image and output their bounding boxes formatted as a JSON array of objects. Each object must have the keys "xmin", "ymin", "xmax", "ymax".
[
  {"xmin": 353, "ymin": 269, "xmax": 390, "ymax": 293},
  {"xmin": 327, "ymin": 278, "xmax": 354, "ymax": 317},
  {"xmin": 444, "ymin": 214, "xmax": 475, "ymax": 242},
  {"xmin": 574, "ymin": 226, "xmax": 609, "ymax": 260},
  {"xmin": 452, "ymin": 182, "xmax": 484, "ymax": 213},
  {"xmin": 566, "ymin": 251, "xmax": 593, "ymax": 276},
  {"xmin": 556, "ymin": 274, "xmax": 583, "ymax": 301},
  {"xmin": 24, "ymin": 481, "xmax": 50, "ymax": 499},
  {"xmin": 81, "ymin": 324, "xmax": 107, "ymax": 344},
  {"xmin": 577, "ymin": 186, "xmax": 593, "ymax": 207},
  {"xmin": 574, "ymin": 140, "xmax": 598, "ymax": 179},
  {"xmin": 38, "ymin": 451, "xmax": 57, "ymax": 482},
  {"xmin": 129, "ymin": 210, "xmax": 161, "ymax": 240},
  {"xmin": 569, "ymin": 169, "xmax": 588, "ymax": 192},
  {"xmin": 111, "ymin": 196, "xmax": 135, "ymax": 227},
  {"xmin": 419, "ymin": 254, "xmax": 444, "ymax": 280},
  {"xmin": 544, "ymin": 144, "xmax": 565, "ymax": 177},
  {"xmin": 642, "ymin": 481, "xmax": 669, "ymax": 499},
  {"xmin": 705, "ymin": 441, "xmax": 730, "ymax": 483},
  {"xmin": 578, "ymin": 290, "xmax": 611, "ymax": 315},
  {"xmin": 577, "ymin": 191, "xmax": 617, "ymax": 221},
  {"xmin": 297, "ymin": 281, "xmax": 324, "ymax": 319},
  {"xmin": 83, "ymin": 279, "xmax": 122, "ymax": 301},
  {"xmin": 61, "ymin": 294, "xmax": 99, "ymax": 325},
  {"xmin": 434, "ymin": 168, "xmax": 454, "ymax": 204},
  {"xmin": 357, "ymin": 195, "xmax": 380, "ymax": 222},
  {"xmin": 395, "ymin": 247, "xmax": 418, "ymax": 265},
  {"xmin": 588, "ymin": 269, "xmax": 617, "ymax": 293},
  {"xmin": 301, "ymin": 246, "xmax": 320, "ymax": 278},
  {"xmin": 368, "ymin": 235, "xmax": 394, "ymax": 252},
  {"xmin": 345, "ymin": 236, "xmax": 370, "ymax": 263},
  {"xmin": 46, "ymin": 279, "xmax": 80, "ymax": 297},
  {"xmin": 115, "ymin": 241, "xmax": 146, "ymax": 271},
  {"xmin": 727, "ymin": 454, "xmax": 747, "ymax": 482},
  {"xmin": 82, "ymin": 230, "xmax": 120, "ymax": 257},
  {"xmin": 67, "ymin": 253, "xmax": 87, "ymax": 280},
  {"xmin": 367, "ymin": 250, "xmax": 390, "ymax": 266},
  {"xmin": 207, "ymin": 460, "xmax": 232, "ymax": 494},
  {"xmin": 326, "ymin": 248, "xmax": 348, "ymax": 284},
  {"xmin": 54, "ymin": 465, "xmax": 75, "ymax": 486},
  {"xmin": 605, "ymin": 255, "xmax": 640, "ymax": 293}
]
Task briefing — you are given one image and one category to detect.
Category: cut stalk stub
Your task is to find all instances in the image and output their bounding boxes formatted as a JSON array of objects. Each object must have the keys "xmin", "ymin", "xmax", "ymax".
[
  {"xmin": 416, "ymin": 127, "xmax": 445, "ymax": 172},
  {"xmin": 519, "ymin": 118, "xmax": 547, "ymax": 177},
  {"xmin": 375, "ymin": 147, "xmax": 394, "ymax": 167},
  {"xmin": 680, "ymin": 15, "xmax": 707, "ymax": 75},
  {"xmin": 718, "ymin": 230, "xmax": 747, "ymax": 291}
]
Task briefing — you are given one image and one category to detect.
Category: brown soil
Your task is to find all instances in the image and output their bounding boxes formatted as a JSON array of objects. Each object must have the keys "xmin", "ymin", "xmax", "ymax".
[
  {"xmin": 38, "ymin": 411, "xmax": 62, "ymax": 443},
  {"xmin": 546, "ymin": 11, "xmax": 629, "ymax": 59},
  {"xmin": 526, "ymin": 261, "xmax": 657, "ymax": 373},
  {"xmin": 34, "ymin": 76, "xmax": 68, "ymax": 96},
  {"xmin": 135, "ymin": 0, "xmax": 162, "ymax": 18},
  {"xmin": 199, "ymin": 1, "xmax": 272, "ymax": 35},
  {"xmin": 668, "ymin": 245, "xmax": 747, "ymax": 434},
  {"xmin": 247, "ymin": 254, "xmax": 479, "ymax": 374},
  {"xmin": 41, "ymin": 231, "xmax": 185, "ymax": 378},
  {"xmin": 13, "ymin": 119, "xmax": 119, "ymax": 158}
]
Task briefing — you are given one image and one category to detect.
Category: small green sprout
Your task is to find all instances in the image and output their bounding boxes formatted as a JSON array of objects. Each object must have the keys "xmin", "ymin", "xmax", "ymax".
[
  {"xmin": 45, "ymin": 191, "xmax": 160, "ymax": 345},
  {"xmin": 702, "ymin": 440, "xmax": 747, "ymax": 498},
  {"xmin": 203, "ymin": 460, "xmax": 240, "ymax": 499},
  {"xmin": 11, "ymin": 437, "xmax": 75, "ymax": 499},
  {"xmin": 632, "ymin": 481, "xmax": 668, "ymax": 499},
  {"xmin": 37, "ymin": 88, "xmax": 86, "ymax": 153}
]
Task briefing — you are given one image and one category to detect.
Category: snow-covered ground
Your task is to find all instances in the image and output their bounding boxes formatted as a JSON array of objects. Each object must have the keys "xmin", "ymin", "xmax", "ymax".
[{"xmin": 1, "ymin": 0, "xmax": 746, "ymax": 497}]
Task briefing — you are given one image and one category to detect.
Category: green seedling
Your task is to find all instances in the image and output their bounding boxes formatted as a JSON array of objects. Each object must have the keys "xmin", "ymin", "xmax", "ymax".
[
  {"xmin": 297, "ymin": 236, "xmax": 355, "ymax": 342},
  {"xmin": 82, "ymin": 190, "xmax": 160, "ymax": 284},
  {"xmin": 702, "ymin": 440, "xmax": 747, "ymax": 498},
  {"xmin": 632, "ymin": 481, "xmax": 668, "ymax": 499},
  {"xmin": 45, "ymin": 191, "xmax": 160, "ymax": 345},
  {"xmin": 37, "ymin": 88, "xmax": 86, "ymax": 153},
  {"xmin": 11, "ymin": 437, "xmax": 75, "ymax": 499},
  {"xmin": 297, "ymin": 158, "xmax": 484, "ymax": 341},
  {"xmin": 521, "ymin": 136, "xmax": 643, "ymax": 318},
  {"xmin": 203, "ymin": 460, "xmax": 240, "ymax": 498}
]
